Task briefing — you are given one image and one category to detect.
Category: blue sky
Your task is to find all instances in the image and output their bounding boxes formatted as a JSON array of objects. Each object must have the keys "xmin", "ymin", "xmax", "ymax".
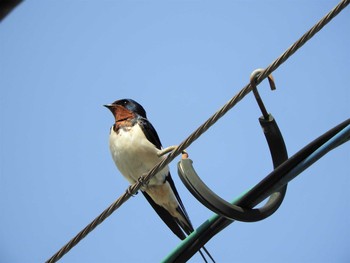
[{"xmin": 1, "ymin": 1, "xmax": 349, "ymax": 262}]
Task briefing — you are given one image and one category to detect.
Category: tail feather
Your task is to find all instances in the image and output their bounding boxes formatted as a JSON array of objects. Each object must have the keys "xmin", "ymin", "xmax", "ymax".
[
  {"xmin": 142, "ymin": 173, "xmax": 215, "ymax": 262},
  {"xmin": 165, "ymin": 175, "xmax": 215, "ymax": 263},
  {"xmin": 142, "ymin": 191, "xmax": 186, "ymax": 240},
  {"xmin": 174, "ymin": 208, "xmax": 215, "ymax": 263}
]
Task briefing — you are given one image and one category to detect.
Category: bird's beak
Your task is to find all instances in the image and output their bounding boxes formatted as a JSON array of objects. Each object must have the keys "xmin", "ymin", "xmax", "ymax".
[
  {"xmin": 104, "ymin": 104, "xmax": 114, "ymax": 113},
  {"xmin": 104, "ymin": 104, "xmax": 113, "ymax": 109}
]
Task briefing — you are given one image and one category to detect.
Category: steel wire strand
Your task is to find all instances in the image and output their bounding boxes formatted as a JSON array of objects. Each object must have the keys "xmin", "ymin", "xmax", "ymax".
[{"xmin": 46, "ymin": 1, "xmax": 350, "ymax": 262}]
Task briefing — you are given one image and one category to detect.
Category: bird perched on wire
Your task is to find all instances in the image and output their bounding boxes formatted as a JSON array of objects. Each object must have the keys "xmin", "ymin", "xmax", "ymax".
[{"xmin": 104, "ymin": 98, "xmax": 214, "ymax": 262}]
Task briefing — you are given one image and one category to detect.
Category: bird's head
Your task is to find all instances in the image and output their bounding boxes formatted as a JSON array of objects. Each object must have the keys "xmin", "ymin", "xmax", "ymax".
[{"xmin": 104, "ymin": 99, "xmax": 147, "ymax": 122}]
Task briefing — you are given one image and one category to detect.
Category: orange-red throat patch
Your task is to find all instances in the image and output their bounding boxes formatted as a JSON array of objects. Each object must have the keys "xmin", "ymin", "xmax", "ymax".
[{"xmin": 112, "ymin": 105, "xmax": 135, "ymax": 123}]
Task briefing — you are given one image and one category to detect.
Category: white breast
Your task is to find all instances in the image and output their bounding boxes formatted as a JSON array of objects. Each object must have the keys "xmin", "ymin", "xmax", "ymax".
[{"xmin": 109, "ymin": 124, "xmax": 169, "ymax": 186}]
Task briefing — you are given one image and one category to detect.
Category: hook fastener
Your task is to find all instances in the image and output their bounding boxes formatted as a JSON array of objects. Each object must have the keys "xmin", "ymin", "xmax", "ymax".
[{"xmin": 250, "ymin": 68, "xmax": 276, "ymax": 119}]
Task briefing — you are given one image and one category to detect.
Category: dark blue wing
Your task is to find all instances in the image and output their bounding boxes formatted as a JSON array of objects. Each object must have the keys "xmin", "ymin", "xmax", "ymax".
[{"xmin": 138, "ymin": 117, "xmax": 162, "ymax": 150}]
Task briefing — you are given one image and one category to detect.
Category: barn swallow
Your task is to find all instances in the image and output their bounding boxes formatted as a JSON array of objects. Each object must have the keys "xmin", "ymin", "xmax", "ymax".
[{"xmin": 104, "ymin": 99, "xmax": 214, "ymax": 262}]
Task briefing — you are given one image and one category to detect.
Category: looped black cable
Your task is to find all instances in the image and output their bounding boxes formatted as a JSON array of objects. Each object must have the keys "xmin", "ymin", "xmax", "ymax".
[
  {"xmin": 174, "ymin": 119, "xmax": 350, "ymax": 263},
  {"xmin": 178, "ymin": 114, "xmax": 287, "ymax": 222},
  {"xmin": 177, "ymin": 71, "xmax": 288, "ymax": 222}
]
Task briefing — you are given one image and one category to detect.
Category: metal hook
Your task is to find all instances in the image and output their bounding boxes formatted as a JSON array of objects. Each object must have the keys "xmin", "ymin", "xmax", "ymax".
[{"xmin": 250, "ymin": 69, "xmax": 276, "ymax": 120}]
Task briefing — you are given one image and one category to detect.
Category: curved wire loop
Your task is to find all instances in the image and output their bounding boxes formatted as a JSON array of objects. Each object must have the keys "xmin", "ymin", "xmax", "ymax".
[{"xmin": 177, "ymin": 71, "xmax": 288, "ymax": 222}]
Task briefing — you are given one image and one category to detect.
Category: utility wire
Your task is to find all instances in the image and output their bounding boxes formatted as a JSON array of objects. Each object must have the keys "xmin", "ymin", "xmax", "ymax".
[{"xmin": 46, "ymin": 1, "xmax": 350, "ymax": 262}]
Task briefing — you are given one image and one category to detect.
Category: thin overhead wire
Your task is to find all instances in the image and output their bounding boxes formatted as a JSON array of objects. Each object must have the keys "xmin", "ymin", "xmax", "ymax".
[{"xmin": 46, "ymin": 1, "xmax": 350, "ymax": 262}]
